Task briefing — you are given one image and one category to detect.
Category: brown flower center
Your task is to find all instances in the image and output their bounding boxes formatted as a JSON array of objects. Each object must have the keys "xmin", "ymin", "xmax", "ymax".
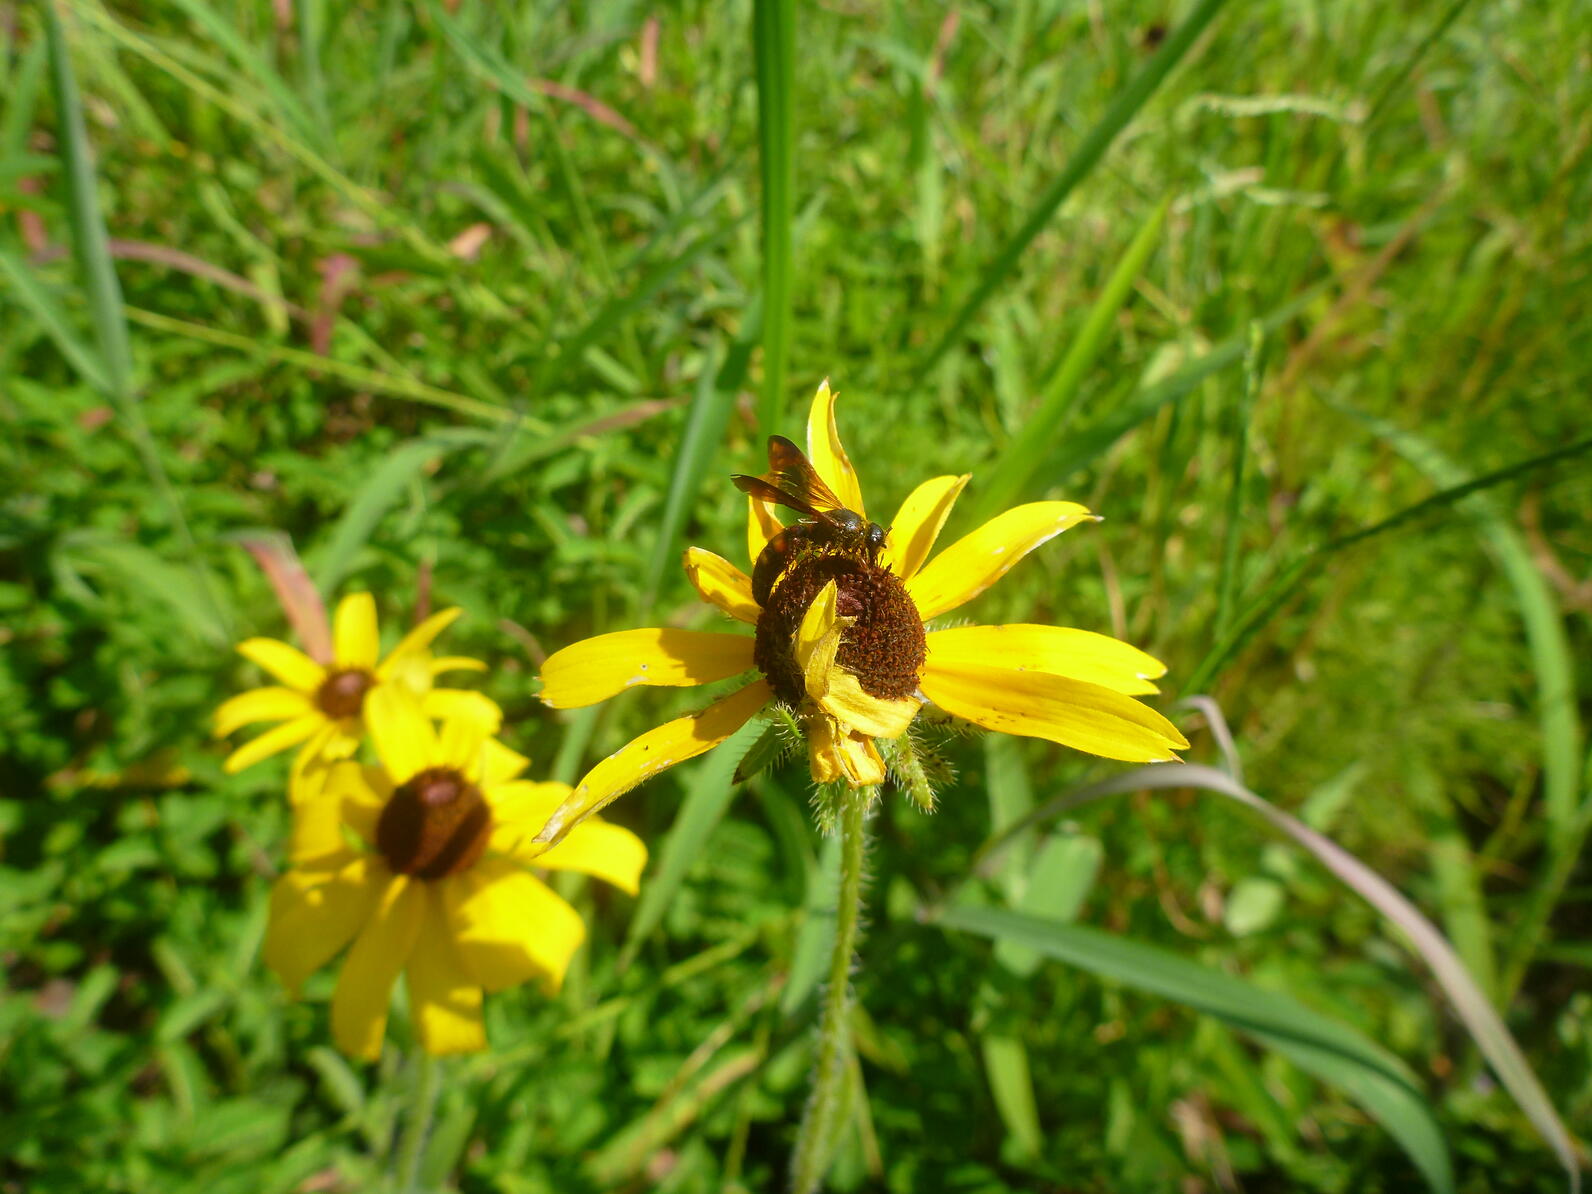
[
  {"xmin": 316, "ymin": 668, "xmax": 375, "ymax": 719},
  {"xmin": 375, "ymin": 766, "xmax": 492, "ymax": 880},
  {"xmin": 753, "ymin": 550, "xmax": 925, "ymax": 709}
]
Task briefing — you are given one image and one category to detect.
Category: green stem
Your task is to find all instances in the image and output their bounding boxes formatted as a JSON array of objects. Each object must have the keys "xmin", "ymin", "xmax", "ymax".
[
  {"xmin": 790, "ymin": 785, "xmax": 871, "ymax": 1194},
  {"xmin": 395, "ymin": 1052, "xmax": 442, "ymax": 1194}
]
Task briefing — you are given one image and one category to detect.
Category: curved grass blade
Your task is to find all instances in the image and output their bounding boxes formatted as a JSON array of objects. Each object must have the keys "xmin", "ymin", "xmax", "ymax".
[
  {"xmin": 971, "ymin": 760, "xmax": 1582, "ymax": 1191},
  {"xmin": 939, "ymin": 902, "xmax": 1452, "ymax": 1193},
  {"xmin": 915, "ymin": 0, "xmax": 1230, "ymax": 378},
  {"xmin": 972, "ymin": 197, "xmax": 1167, "ymax": 520},
  {"xmin": 1328, "ymin": 402, "xmax": 1583, "ymax": 1002},
  {"xmin": 753, "ymin": 0, "xmax": 795, "ymax": 432}
]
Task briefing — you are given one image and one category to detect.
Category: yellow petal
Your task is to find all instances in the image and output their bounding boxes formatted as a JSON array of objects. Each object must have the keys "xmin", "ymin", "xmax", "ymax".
[
  {"xmin": 481, "ymin": 739, "xmax": 530, "ymax": 788},
  {"xmin": 264, "ymin": 856, "xmax": 377, "ymax": 996},
  {"xmin": 429, "ymin": 655, "xmax": 488, "ymax": 676},
  {"xmin": 377, "ymin": 607, "xmax": 463, "ymax": 678},
  {"xmin": 794, "ymin": 581, "xmax": 850, "ymax": 701},
  {"xmin": 214, "ymin": 686, "xmax": 314, "ymax": 737},
  {"xmin": 881, "ymin": 474, "xmax": 971, "ymax": 580},
  {"xmin": 683, "ymin": 547, "xmax": 761, "ymax": 624},
  {"xmin": 295, "ymin": 761, "xmax": 387, "ymax": 860},
  {"xmin": 487, "ymin": 780, "xmax": 570, "ymax": 854},
  {"xmin": 905, "ymin": 501, "xmax": 1096, "ymax": 621},
  {"xmin": 806, "ymin": 716, "xmax": 885, "ymax": 786},
  {"xmin": 407, "ymin": 889, "xmax": 485, "ymax": 1055},
  {"xmin": 291, "ymin": 763, "xmax": 357, "ymax": 863},
  {"xmin": 438, "ymin": 709, "xmax": 492, "ymax": 778},
  {"xmin": 223, "ymin": 713, "xmax": 323, "ymax": 774},
  {"xmin": 333, "ymin": 593, "xmax": 380, "ymax": 669},
  {"xmin": 365, "ymin": 684, "xmax": 438, "ymax": 784},
  {"xmin": 532, "ymin": 679, "xmax": 773, "ymax": 850},
  {"xmin": 237, "ymin": 637, "xmax": 325, "ymax": 692},
  {"xmin": 332, "ymin": 874, "xmax": 422, "ymax": 1061},
  {"xmin": 816, "ymin": 672, "xmax": 920, "ymax": 740},
  {"xmin": 442, "ymin": 858, "xmax": 585, "ymax": 993},
  {"xmin": 288, "ymin": 721, "xmax": 358, "ymax": 803},
  {"xmin": 341, "ymin": 765, "xmax": 390, "ymax": 846},
  {"xmin": 421, "ymin": 688, "xmax": 503, "ymax": 738},
  {"xmin": 926, "ymin": 624, "xmax": 1166, "ymax": 695},
  {"xmin": 538, "ymin": 628, "xmax": 756, "ymax": 710},
  {"xmin": 747, "ymin": 493, "xmax": 784, "ymax": 567},
  {"xmin": 538, "ymin": 818, "xmax": 648, "ymax": 894},
  {"xmin": 919, "ymin": 660, "xmax": 1188, "ymax": 763},
  {"xmin": 805, "ymin": 379, "xmax": 865, "ymax": 516}
]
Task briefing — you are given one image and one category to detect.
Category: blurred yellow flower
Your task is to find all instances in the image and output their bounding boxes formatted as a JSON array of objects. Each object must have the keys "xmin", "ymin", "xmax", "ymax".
[
  {"xmin": 214, "ymin": 592, "xmax": 494, "ymax": 784},
  {"xmin": 264, "ymin": 686, "xmax": 646, "ymax": 1059},
  {"xmin": 531, "ymin": 380, "xmax": 1187, "ymax": 849}
]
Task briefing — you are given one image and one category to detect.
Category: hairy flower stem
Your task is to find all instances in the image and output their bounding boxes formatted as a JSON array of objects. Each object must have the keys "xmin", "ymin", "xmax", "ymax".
[
  {"xmin": 395, "ymin": 1052, "xmax": 442, "ymax": 1193},
  {"xmin": 790, "ymin": 784, "xmax": 871, "ymax": 1194}
]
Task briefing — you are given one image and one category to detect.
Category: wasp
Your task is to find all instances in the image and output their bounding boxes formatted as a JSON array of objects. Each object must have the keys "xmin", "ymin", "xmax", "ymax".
[{"xmin": 732, "ymin": 435, "xmax": 888, "ymax": 606}]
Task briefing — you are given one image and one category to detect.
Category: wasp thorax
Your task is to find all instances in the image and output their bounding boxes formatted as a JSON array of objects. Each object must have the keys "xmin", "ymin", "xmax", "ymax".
[
  {"xmin": 316, "ymin": 668, "xmax": 375, "ymax": 719},
  {"xmin": 754, "ymin": 553, "xmax": 925, "ymax": 708},
  {"xmin": 375, "ymin": 766, "xmax": 491, "ymax": 879}
]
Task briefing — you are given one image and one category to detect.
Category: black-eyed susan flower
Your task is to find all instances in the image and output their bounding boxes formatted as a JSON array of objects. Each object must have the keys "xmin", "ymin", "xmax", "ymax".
[
  {"xmin": 215, "ymin": 592, "xmax": 495, "ymax": 784},
  {"xmin": 265, "ymin": 685, "xmax": 646, "ymax": 1058},
  {"xmin": 531, "ymin": 381, "xmax": 1188, "ymax": 848}
]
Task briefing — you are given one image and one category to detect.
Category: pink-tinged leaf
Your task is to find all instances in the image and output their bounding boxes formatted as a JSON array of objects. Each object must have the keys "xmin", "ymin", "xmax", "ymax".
[{"xmin": 237, "ymin": 532, "xmax": 333, "ymax": 663}]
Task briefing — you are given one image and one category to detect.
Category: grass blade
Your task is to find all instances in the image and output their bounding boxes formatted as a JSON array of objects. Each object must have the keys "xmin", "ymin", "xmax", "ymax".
[
  {"xmin": 1329, "ymin": 403, "xmax": 1583, "ymax": 1002},
  {"xmin": 310, "ymin": 431, "xmax": 490, "ymax": 596},
  {"xmin": 47, "ymin": 1, "xmax": 130, "ymax": 396},
  {"xmin": 0, "ymin": 243, "xmax": 111, "ymax": 391},
  {"xmin": 915, "ymin": 0, "xmax": 1230, "ymax": 378},
  {"xmin": 617, "ymin": 717, "xmax": 767, "ymax": 970},
  {"xmin": 46, "ymin": 0, "xmax": 233, "ymax": 643},
  {"xmin": 752, "ymin": 0, "xmax": 795, "ymax": 431},
  {"xmin": 1214, "ymin": 323, "xmax": 1264, "ymax": 643},
  {"xmin": 972, "ymin": 197, "xmax": 1168, "ymax": 520},
  {"xmin": 940, "ymin": 902, "xmax": 1453, "ymax": 1193},
  {"xmin": 640, "ymin": 342, "xmax": 745, "ymax": 616},
  {"xmin": 971, "ymin": 760, "xmax": 1581, "ymax": 1191},
  {"xmin": 164, "ymin": 0, "xmax": 322, "ymax": 147},
  {"xmin": 1183, "ymin": 434, "xmax": 1592, "ymax": 694}
]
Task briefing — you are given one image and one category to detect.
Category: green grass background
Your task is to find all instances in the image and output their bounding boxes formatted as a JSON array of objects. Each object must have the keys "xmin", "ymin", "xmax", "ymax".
[{"xmin": 3, "ymin": 0, "xmax": 1591, "ymax": 1190}]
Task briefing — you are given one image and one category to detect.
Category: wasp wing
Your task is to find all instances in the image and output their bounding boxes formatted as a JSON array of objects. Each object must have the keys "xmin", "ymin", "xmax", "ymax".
[{"xmin": 764, "ymin": 435, "xmax": 848, "ymax": 511}]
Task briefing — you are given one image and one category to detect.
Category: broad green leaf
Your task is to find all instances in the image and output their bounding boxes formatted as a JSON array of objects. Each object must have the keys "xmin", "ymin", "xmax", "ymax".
[{"xmin": 941, "ymin": 902, "xmax": 1452, "ymax": 1193}]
